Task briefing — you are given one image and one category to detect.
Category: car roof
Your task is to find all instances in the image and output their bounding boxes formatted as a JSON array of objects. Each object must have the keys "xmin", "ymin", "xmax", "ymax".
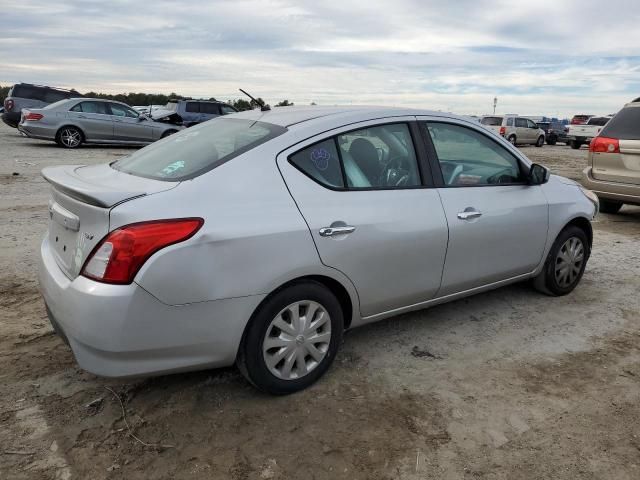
[
  {"xmin": 231, "ymin": 105, "xmax": 468, "ymax": 128},
  {"xmin": 67, "ymin": 97, "xmax": 132, "ymax": 107}
]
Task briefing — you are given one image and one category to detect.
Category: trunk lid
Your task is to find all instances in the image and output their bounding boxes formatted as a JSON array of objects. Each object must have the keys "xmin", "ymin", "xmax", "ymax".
[
  {"xmin": 592, "ymin": 139, "xmax": 640, "ymax": 186},
  {"xmin": 42, "ymin": 164, "xmax": 178, "ymax": 278}
]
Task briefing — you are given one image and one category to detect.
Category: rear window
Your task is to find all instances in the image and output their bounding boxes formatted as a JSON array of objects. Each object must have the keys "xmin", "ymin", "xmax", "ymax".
[
  {"xmin": 112, "ymin": 118, "xmax": 287, "ymax": 181},
  {"xmin": 481, "ymin": 117, "xmax": 502, "ymax": 126},
  {"xmin": 600, "ymin": 107, "xmax": 640, "ymax": 140},
  {"xmin": 587, "ymin": 117, "xmax": 610, "ymax": 126}
]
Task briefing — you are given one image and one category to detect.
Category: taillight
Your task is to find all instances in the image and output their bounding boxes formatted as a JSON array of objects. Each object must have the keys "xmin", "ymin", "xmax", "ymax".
[
  {"xmin": 25, "ymin": 112, "xmax": 43, "ymax": 121},
  {"xmin": 81, "ymin": 218, "xmax": 204, "ymax": 284},
  {"xmin": 499, "ymin": 126, "xmax": 506, "ymax": 136},
  {"xmin": 5, "ymin": 99, "xmax": 14, "ymax": 111},
  {"xmin": 589, "ymin": 136, "xmax": 619, "ymax": 154}
]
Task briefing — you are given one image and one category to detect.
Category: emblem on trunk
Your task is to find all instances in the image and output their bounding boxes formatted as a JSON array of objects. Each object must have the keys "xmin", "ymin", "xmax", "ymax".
[{"xmin": 82, "ymin": 232, "xmax": 94, "ymax": 241}]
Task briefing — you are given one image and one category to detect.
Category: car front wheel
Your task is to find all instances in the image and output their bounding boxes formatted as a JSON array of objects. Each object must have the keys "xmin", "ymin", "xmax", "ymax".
[
  {"xmin": 237, "ymin": 281, "xmax": 344, "ymax": 394},
  {"xmin": 533, "ymin": 225, "xmax": 590, "ymax": 296}
]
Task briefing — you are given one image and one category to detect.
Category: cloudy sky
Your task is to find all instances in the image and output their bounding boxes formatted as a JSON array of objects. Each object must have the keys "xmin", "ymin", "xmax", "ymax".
[{"xmin": 1, "ymin": 0, "xmax": 639, "ymax": 117}]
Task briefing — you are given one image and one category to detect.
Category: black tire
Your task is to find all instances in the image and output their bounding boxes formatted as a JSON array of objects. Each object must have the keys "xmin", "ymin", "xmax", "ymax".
[
  {"xmin": 547, "ymin": 136, "xmax": 557, "ymax": 145},
  {"xmin": 570, "ymin": 140, "xmax": 581, "ymax": 149},
  {"xmin": 533, "ymin": 225, "xmax": 590, "ymax": 296},
  {"xmin": 161, "ymin": 129, "xmax": 178, "ymax": 138},
  {"xmin": 598, "ymin": 199, "xmax": 623, "ymax": 214},
  {"xmin": 55, "ymin": 126, "xmax": 84, "ymax": 149},
  {"xmin": 508, "ymin": 135, "xmax": 517, "ymax": 146},
  {"xmin": 535, "ymin": 135, "xmax": 544, "ymax": 147},
  {"xmin": 237, "ymin": 281, "xmax": 344, "ymax": 395}
]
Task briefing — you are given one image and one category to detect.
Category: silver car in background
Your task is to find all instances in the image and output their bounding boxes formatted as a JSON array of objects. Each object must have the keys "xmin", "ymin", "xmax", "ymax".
[
  {"xmin": 19, "ymin": 98, "xmax": 182, "ymax": 148},
  {"xmin": 38, "ymin": 106, "xmax": 599, "ymax": 394}
]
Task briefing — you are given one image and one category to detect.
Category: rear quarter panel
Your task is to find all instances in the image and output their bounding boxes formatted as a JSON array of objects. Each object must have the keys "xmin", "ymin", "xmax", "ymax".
[{"xmin": 109, "ymin": 138, "xmax": 360, "ymax": 314}]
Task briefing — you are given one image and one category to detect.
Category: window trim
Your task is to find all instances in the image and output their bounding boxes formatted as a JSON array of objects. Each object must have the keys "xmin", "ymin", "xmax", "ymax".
[
  {"xmin": 420, "ymin": 120, "xmax": 530, "ymax": 188},
  {"xmin": 286, "ymin": 121, "xmax": 433, "ymax": 192},
  {"xmin": 70, "ymin": 100, "xmax": 111, "ymax": 116}
]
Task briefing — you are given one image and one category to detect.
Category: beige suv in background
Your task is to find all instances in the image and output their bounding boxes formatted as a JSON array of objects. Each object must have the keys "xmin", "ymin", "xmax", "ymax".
[
  {"xmin": 480, "ymin": 115, "xmax": 545, "ymax": 147},
  {"xmin": 582, "ymin": 99, "xmax": 640, "ymax": 213}
]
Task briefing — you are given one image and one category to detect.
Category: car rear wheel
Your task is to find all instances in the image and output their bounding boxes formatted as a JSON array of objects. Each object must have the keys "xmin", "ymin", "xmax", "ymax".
[
  {"xmin": 535, "ymin": 136, "xmax": 544, "ymax": 147},
  {"xmin": 508, "ymin": 135, "xmax": 516, "ymax": 145},
  {"xmin": 570, "ymin": 140, "xmax": 581, "ymax": 149},
  {"xmin": 598, "ymin": 199, "xmax": 623, "ymax": 214},
  {"xmin": 533, "ymin": 225, "xmax": 590, "ymax": 296},
  {"xmin": 237, "ymin": 281, "xmax": 344, "ymax": 395},
  {"xmin": 56, "ymin": 126, "xmax": 83, "ymax": 149}
]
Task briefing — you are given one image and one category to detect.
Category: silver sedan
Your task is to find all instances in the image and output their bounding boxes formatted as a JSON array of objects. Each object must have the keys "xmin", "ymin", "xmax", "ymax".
[
  {"xmin": 19, "ymin": 98, "xmax": 182, "ymax": 148},
  {"xmin": 38, "ymin": 106, "xmax": 599, "ymax": 394}
]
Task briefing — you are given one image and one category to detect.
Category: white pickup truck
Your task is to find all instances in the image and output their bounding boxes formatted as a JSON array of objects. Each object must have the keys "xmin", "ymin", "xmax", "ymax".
[{"xmin": 567, "ymin": 116, "xmax": 612, "ymax": 149}]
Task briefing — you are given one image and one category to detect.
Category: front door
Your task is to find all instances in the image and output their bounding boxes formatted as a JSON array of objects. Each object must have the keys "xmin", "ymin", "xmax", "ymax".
[
  {"xmin": 109, "ymin": 103, "xmax": 153, "ymax": 142},
  {"xmin": 419, "ymin": 120, "xmax": 549, "ymax": 296},
  {"xmin": 277, "ymin": 119, "xmax": 449, "ymax": 318}
]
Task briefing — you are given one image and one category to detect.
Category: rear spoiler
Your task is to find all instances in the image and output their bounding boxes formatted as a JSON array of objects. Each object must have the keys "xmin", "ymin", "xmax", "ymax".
[{"xmin": 42, "ymin": 165, "xmax": 146, "ymax": 208}]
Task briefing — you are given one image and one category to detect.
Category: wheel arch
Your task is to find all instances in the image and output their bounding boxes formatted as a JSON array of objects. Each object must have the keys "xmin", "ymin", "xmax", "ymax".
[{"xmin": 565, "ymin": 216, "xmax": 593, "ymax": 248}]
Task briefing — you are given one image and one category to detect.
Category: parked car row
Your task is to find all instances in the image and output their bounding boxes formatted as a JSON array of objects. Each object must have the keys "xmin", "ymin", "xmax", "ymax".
[{"xmin": 2, "ymin": 82, "xmax": 239, "ymax": 148}]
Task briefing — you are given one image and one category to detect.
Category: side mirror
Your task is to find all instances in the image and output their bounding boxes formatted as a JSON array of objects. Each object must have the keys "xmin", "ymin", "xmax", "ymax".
[
  {"xmin": 528, "ymin": 163, "xmax": 550, "ymax": 185},
  {"xmin": 137, "ymin": 114, "xmax": 147, "ymax": 122}
]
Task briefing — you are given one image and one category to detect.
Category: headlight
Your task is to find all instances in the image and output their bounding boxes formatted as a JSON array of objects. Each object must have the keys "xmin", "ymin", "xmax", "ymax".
[{"xmin": 580, "ymin": 186, "xmax": 599, "ymax": 217}]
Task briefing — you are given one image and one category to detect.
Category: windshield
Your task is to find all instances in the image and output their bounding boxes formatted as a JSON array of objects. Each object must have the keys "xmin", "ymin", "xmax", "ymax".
[
  {"xmin": 164, "ymin": 101, "xmax": 179, "ymax": 112},
  {"xmin": 481, "ymin": 117, "xmax": 503, "ymax": 126},
  {"xmin": 112, "ymin": 118, "xmax": 287, "ymax": 181}
]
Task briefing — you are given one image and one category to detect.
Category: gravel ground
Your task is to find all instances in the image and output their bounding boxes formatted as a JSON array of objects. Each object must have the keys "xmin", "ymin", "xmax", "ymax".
[{"xmin": 1, "ymin": 124, "xmax": 639, "ymax": 480}]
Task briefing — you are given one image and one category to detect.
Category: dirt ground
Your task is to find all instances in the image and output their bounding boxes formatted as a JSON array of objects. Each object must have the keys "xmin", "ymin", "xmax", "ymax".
[{"xmin": 1, "ymin": 124, "xmax": 639, "ymax": 480}]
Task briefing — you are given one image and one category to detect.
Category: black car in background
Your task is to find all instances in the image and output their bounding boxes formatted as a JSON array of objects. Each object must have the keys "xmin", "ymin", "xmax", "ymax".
[
  {"xmin": 2, "ymin": 83, "xmax": 81, "ymax": 128},
  {"xmin": 536, "ymin": 121, "xmax": 569, "ymax": 145}
]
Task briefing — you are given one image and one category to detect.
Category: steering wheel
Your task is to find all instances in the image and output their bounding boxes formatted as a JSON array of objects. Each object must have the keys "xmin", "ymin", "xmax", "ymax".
[
  {"xmin": 487, "ymin": 168, "xmax": 516, "ymax": 184},
  {"xmin": 379, "ymin": 156, "xmax": 411, "ymax": 187}
]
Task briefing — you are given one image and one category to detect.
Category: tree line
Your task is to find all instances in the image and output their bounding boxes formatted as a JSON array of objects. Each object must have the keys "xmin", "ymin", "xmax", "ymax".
[{"xmin": 0, "ymin": 84, "xmax": 297, "ymax": 111}]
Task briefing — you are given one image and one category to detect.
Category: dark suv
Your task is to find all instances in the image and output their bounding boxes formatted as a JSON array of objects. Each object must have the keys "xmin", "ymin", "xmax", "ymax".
[
  {"xmin": 536, "ymin": 121, "xmax": 570, "ymax": 145},
  {"xmin": 151, "ymin": 99, "xmax": 238, "ymax": 127},
  {"xmin": 2, "ymin": 83, "xmax": 81, "ymax": 128}
]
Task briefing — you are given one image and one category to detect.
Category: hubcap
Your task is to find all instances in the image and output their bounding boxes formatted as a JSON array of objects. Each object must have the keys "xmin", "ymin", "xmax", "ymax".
[
  {"xmin": 61, "ymin": 129, "xmax": 81, "ymax": 147},
  {"xmin": 555, "ymin": 236, "xmax": 584, "ymax": 288},
  {"xmin": 262, "ymin": 300, "xmax": 331, "ymax": 380}
]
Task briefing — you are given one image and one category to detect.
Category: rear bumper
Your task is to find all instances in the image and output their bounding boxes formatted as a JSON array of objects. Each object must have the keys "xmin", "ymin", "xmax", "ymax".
[
  {"xmin": 18, "ymin": 123, "xmax": 56, "ymax": 141},
  {"xmin": 2, "ymin": 111, "xmax": 20, "ymax": 128},
  {"xmin": 581, "ymin": 167, "xmax": 640, "ymax": 206},
  {"xmin": 39, "ymin": 235, "xmax": 265, "ymax": 378},
  {"xmin": 567, "ymin": 135, "xmax": 592, "ymax": 143}
]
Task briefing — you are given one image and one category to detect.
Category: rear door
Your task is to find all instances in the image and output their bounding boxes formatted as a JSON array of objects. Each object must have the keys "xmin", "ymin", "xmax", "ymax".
[
  {"xmin": 68, "ymin": 101, "xmax": 114, "ymax": 140},
  {"xmin": 110, "ymin": 103, "xmax": 153, "ymax": 142},
  {"xmin": 277, "ymin": 119, "xmax": 449, "ymax": 318},
  {"xmin": 419, "ymin": 119, "xmax": 548, "ymax": 296},
  {"xmin": 593, "ymin": 105, "xmax": 640, "ymax": 185},
  {"xmin": 515, "ymin": 117, "xmax": 533, "ymax": 143}
]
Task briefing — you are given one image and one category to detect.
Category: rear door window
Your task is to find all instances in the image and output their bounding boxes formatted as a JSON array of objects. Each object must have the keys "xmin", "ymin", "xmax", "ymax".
[
  {"xmin": 185, "ymin": 102, "xmax": 200, "ymax": 113},
  {"xmin": 200, "ymin": 103, "xmax": 220, "ymax": 114},
  {"xmin": 73, "ymin": 101, "xmax": 110, "ymax": 114},
  {"xmin": 112, "ymin": 118, "xmax": 287, "ymax": 181},
  {"xmin": 43, "ymin": 89, "xmax": 70, "ymax": 103},
  {"xmin": 600, "ymin": 107, "xmax": 640, "ymax": 139},
  {"xmin": 290, "ymin": 139, "xmax": 344, "ymax": 188}
]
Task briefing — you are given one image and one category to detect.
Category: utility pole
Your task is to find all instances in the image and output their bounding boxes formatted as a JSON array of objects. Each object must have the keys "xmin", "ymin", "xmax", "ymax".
[{"xmin": 493, "ymin": 97, "xmax": 498, "ymax": 115}]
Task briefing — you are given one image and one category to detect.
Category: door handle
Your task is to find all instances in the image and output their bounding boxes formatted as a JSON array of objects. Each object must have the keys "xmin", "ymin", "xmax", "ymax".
[
  {"xmin": 457, "ymin": 209, "xmax": 482, "ymax": 220},
  {"xmin": 319, "ymin": 225, "xmax": 356, "ymax": 237}
]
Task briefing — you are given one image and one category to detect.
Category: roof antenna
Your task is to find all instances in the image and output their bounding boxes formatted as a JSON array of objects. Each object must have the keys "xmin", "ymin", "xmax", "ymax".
[{"xmin": 239, "ymin": 88, "xmax": 270, "ymax": 111}]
